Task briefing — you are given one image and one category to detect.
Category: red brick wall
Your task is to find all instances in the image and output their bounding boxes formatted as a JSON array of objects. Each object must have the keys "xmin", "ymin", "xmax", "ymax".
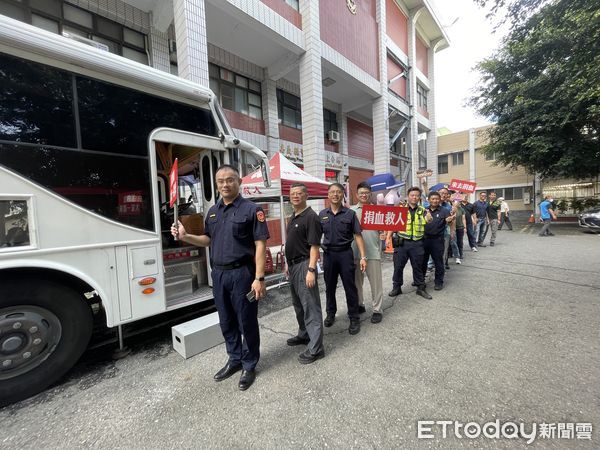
[
  {"xmin": 387, "ymin": 56, "xmax": 407, "ymax": 99},
  {"xmin": 386, "ymin": 0, "xmax": 408, "ymax": 54},
  {"xmin": 224, "ymin": 110, "xmax": 265, "ymax": 135},
  {"xmin": 319, "ymin": 0, "xmax": 379, "ymax": 80},
  {"xmin": 279, "ymin": 125, "xmax": 303, "ymax": 144},
  {"xmin": 260, "ymin": 0, "xmax": 302, "ymax": 28},
  {"xmin": 348, "ymin": 167, "xmax": 373, "ymax": 204},
  {"xmin": 347, "ymin": 117, "xmax": 374, "ymax": 160},
  {"xmin": 416, "ymin": 36, "xmax": 429, "ymax": 77}
]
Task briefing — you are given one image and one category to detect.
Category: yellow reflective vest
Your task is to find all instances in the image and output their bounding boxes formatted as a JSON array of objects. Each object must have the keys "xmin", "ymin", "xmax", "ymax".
[{"xmin": 398, "ymin": 205, "xmax": 427, "ymax": 241}]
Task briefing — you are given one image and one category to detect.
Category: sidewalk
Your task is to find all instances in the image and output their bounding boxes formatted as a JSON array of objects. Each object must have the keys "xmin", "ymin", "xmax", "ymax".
[{"xmin": 2, "ymin": 229, "xmax": 599, "ymax": 449}]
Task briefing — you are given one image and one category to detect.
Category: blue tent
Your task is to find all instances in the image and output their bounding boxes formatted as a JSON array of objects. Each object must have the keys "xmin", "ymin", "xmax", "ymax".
[{"xmin": 365, "ymin": 173, "xmax": 405, "ymax": 192}]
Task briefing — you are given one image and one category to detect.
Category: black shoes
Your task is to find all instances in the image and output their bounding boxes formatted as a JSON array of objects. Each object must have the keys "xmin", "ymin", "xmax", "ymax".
[
  {"xmin": 287, "ymin": 336, "xmax": 310, "ymax": 346},
  {"xmin": 478, "ymin": 243, "xmax": 487, "ymax": 247},
  {"xmin": 324, "ymin": 314, "xmax": 336, "ymax": 327},
  {"xmin": 434, "ymin": 284, "xmax": 443, "ymax": 291},
  {"xmin": 214, "ymin": 362, "xmax": 242, "ymax": 382},
  {"xmin": 238, "ymin": 369, "xmax": 256, "ymax": 391},
  {"xmin": 371, "ymin": 312, "xmax": 383, "ymax": 323},
  {"xmin": 388, "ymin": 287, "xmax": 402, "ymax": 297},
  {"xmin": 416, "ymin": 287, "xmax": 433, "ymax": 300},
  {"xmin": 490, "ymin": 242, "xmax": 495, "ymax": 247},
  {"xmin": 348, "ymin": 319, "xmax": 361, "ymax": 335},
  {"xmin": 358, "ymin": 305, "xmax": 367, "ymax": 314},
  {"xmin": 298, "ymin": 349, "xmax": 325, "ymax": 364}
]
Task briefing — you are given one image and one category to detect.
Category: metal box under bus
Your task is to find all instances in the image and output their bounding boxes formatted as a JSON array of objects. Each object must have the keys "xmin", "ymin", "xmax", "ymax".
[{"xmin": 172, "ymin": 312, "xmax": 223, "ymax": 359}]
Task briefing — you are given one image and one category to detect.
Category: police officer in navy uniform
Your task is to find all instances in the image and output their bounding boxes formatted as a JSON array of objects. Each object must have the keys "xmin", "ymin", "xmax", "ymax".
[
  {"xmin": 319, "ymin": 183, "xmax": 367, "ymax": 335},
  {"xmin": 172, "ymin": 164, "xmax": 269, "ymax": 391}
]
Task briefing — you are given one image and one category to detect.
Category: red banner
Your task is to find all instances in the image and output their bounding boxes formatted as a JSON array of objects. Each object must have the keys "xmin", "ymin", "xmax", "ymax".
[
  {"xmin": 169, "ymin": 159, "xmax": 178, "ymax": 208},
  {"xmin": 360, "ymin": 204, "xmax": 408, "ymax": 231},
  {"xmin": 449, "ymin": 178, "xmax": 477, "ymax": 193}
]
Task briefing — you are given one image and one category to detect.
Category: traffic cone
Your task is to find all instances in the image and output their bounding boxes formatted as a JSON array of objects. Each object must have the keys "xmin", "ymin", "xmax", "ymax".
[
  {"xmin": 384, "ymin": 237, "xmax": 394, "ymax": 254},
  {"xmin": 528, "ymin": 214, "xmax": 535, "ymax": 223}
]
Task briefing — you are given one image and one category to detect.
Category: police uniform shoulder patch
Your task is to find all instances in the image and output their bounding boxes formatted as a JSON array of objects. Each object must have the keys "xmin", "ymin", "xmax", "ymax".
[{"xmin": 256, "ymin": 210, "xmax": 265, "ymax": 222}]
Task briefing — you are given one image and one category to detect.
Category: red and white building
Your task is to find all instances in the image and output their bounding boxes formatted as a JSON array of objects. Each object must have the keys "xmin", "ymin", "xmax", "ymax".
[{"xmin": 1, "ymin": 0, "xmax": 449, "ymax": 202}]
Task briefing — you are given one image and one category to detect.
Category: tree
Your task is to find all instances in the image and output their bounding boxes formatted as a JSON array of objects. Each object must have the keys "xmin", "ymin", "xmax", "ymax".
[{"xmin": 470, "ymin": 0, "xmax": 600, "ymax": 180}]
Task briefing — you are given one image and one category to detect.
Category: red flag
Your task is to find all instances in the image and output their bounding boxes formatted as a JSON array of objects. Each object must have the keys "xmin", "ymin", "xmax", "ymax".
[{"xmin": 169, "ymin": 158, "xmax": 178, "ymax": 208}]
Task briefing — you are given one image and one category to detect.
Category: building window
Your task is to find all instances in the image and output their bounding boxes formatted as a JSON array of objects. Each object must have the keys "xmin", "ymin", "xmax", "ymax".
[
  {"xmin": 503, "ymin": 187, "xmax": 523, "ymax": 200},
  {"xmin": 285, "ymin": 0, "xmax": 299, "ymax": 10},
  {"xmin": 438, "ymin": 155, "xmax": 448, "ymax": 174},
  {"xmin": 209, "ymin": 63, "xmax": 262, "ymax": 119},
  {"xmin": 390, "ymin": 136, "xmax": 407, "ymax": 157},
  {"xmin": 451, "ymin": 152, "xmax": 464, "ymax": 166},
  {"xmin": 277, "ymin": 89, "xmax": 302, "ymax": 129},
  {"xmin": 418, "ymin": 133, "xmax": 427, "ymax": 169},
  {"xmin": 417, "ymin": 84, "xmax": 428, "ymax": 112},
  {"xmin": 1, "ymin": 0, "xmax": 148, "ymax": 64},
  {"xmin": 484, "ymin": 150, "xmax": 497, "ymax": 161},
  {"xmin": 323, "ymin": 109, "xmax": 338, "ymax": 138}
]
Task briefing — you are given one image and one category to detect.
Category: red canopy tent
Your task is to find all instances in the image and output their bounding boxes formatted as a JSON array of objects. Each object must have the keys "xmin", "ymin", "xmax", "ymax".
[
  {"xmin": 241, "ymin": 152, "xmax": 330, "ymax": 246},
  {"xmin": 241, "ymin": 152, "xmax": 330, "ymax": 201}
]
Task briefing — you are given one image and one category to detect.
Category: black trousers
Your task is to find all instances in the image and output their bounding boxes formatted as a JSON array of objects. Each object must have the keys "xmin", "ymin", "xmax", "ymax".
[
  {"xmin": 392, "ymin": 239, "xmax": 425, "ymax": 289},
  {"xmin": 211, "ymin": 265, "xmax": 259, "ymax": 371},
  {"xmin": 422, "ymin": 236, "xmax": 445, "ymax": 286},
  {"xmin": 323, "ymin": 248, "xmax": 359, "ymax": 319}
]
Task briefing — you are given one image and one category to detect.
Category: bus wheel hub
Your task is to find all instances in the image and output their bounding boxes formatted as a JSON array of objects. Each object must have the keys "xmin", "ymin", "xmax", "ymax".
[{"xmin": 0, "ymin": 306, "xmax": 62, "ymax": 380}]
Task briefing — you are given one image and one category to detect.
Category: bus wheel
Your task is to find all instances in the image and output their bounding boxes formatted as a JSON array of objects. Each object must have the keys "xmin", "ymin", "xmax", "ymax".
[{"xmin": 0, "ymin": 279, "xmax": 93, "ymax": 407}]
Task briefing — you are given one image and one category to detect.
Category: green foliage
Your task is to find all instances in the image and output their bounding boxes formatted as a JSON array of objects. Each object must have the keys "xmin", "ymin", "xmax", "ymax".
[
  {"xmin": 569, "ymin": 198, "xmax": 586, "ymax": 214},
  {"xmin": 555, "ymin": 198, "xmax": 569, "ymax": 214},
  {"xmin": 470, "ymin": 0, "xmax": 600, "ymax": 180},
  {"xmin": 583, "ymin": 197, "xmax": 600, "ymax": 209}
]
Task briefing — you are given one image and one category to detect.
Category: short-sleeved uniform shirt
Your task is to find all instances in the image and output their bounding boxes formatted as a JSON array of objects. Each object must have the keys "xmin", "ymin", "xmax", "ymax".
[
  {"xmin": 424, "ymin": 206, "xmax": 451, "ymax": 238},
  {"xmin": 285, "ymin": 207, "xmax": 322, "ymax": 262},
  {"xmin": 319, "ymin": 206, "xmax": 361, "ymax": 251},
  {"xmin": 351, "ymin": 204, "xmax": 381, "ymax": 261},
  {"xmin": 203, "ymin": 195, "xmax": 270, "ymax": 266},
  {"xmin": 540, "ymin": 200, "xmax": 553, "ymax": 220}
]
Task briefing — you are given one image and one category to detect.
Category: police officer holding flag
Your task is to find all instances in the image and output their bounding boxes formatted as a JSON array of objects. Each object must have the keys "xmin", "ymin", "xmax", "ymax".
[{"xmin": 172, "ymin": 164, "xmax": 269, "ymax": 391}]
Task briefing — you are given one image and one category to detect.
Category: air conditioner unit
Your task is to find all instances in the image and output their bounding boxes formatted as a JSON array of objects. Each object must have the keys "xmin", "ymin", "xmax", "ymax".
[
  {"xmin": 61, "ymin": 32, "xmax": 109, "ymax": 52},
  {"xmin": 327, "ymin": 130, "xmax": 340, "ymax": 143}
]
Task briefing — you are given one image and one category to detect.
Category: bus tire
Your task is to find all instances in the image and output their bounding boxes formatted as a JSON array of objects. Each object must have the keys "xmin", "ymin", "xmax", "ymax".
[{"xmin": 0, "ymin": 279, "xmax": 93, "ymax": 407}]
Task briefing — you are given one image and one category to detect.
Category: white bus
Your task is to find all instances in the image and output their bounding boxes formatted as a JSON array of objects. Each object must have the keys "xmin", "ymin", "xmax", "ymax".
[{"xmin": 0, "ymin": 15, "xmax": 270, "ymax": 406}]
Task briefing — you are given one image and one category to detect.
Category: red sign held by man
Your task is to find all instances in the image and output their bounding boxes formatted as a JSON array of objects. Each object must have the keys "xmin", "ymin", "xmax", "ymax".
[
  {"xmin": 360, "ymin": 204, "xmax": 408, "ymax": 232},
  {"xmin": 449, "ymin": 178, "xmax": 477, "ymax": 193},
  {"xmin": 169, "ymin": 158, "xmax": 179, "ymax": 208}
]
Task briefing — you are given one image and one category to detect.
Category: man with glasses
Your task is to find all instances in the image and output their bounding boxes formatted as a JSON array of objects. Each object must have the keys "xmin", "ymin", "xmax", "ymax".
[
  {"xmin": 172, "ymin": 164, "xmax": 269, "ymax": 391},
  {"xmin": 319, "ymin": 183, "xmax": 367, "ymax": 335},
  {"xmin": 351, "ymin": 182, "xmax": 384, "ymax": 323}
]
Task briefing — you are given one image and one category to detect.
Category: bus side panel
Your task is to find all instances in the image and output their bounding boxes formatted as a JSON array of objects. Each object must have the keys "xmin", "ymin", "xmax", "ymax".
[
  {"xmin": 115, "ymin": 245, "xmax": 132, "ymax": 321},
  {"xmin": 126, "ymin": 244, "xmax": 166, "ymax": 320}
]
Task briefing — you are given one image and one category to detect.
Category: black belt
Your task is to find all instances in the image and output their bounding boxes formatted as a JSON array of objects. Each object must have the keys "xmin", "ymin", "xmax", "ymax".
[
  {"xmin": 212, "ymin": 257, "xmax": 253, "ymax": 270},
  {"xmin": 287, "ymin": 256, "xmax": 309, "ymax": 267},
  {"xmin": 324, "ymin": 246, "xmax": 351, "ymax": 252}
]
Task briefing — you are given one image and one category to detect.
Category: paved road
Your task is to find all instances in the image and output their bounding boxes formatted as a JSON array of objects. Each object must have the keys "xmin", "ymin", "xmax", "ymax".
[{"xmin": 2, "ymin": 223, "xmax": 599, "ymax": 449}]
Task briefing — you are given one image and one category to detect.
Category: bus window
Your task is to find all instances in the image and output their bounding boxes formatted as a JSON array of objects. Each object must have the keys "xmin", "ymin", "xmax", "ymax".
[{"xmin": 0, "ymin": 200, "xmax": 30, "ymax": 248}]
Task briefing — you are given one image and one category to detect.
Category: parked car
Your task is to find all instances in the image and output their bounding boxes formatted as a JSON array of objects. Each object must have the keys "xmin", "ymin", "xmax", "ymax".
[{"xmin": 579, "ymin": 208, "xmax": 600, "ymax": 232}]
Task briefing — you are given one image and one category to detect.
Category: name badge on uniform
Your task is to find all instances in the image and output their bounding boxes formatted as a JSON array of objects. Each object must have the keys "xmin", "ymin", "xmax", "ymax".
[
  {"xmin": 322, "ymin": 216, "xmax": 329, "ymax": 221},
  {"xmin": 209, "ymin": 213, "xmax": 216, "ymax": 218}
]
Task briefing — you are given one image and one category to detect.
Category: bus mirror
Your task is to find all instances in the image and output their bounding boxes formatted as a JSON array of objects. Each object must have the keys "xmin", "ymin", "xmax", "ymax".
[{"xmin": 261, "ymin": 161, "xmax": 271, "ymax": 188}]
